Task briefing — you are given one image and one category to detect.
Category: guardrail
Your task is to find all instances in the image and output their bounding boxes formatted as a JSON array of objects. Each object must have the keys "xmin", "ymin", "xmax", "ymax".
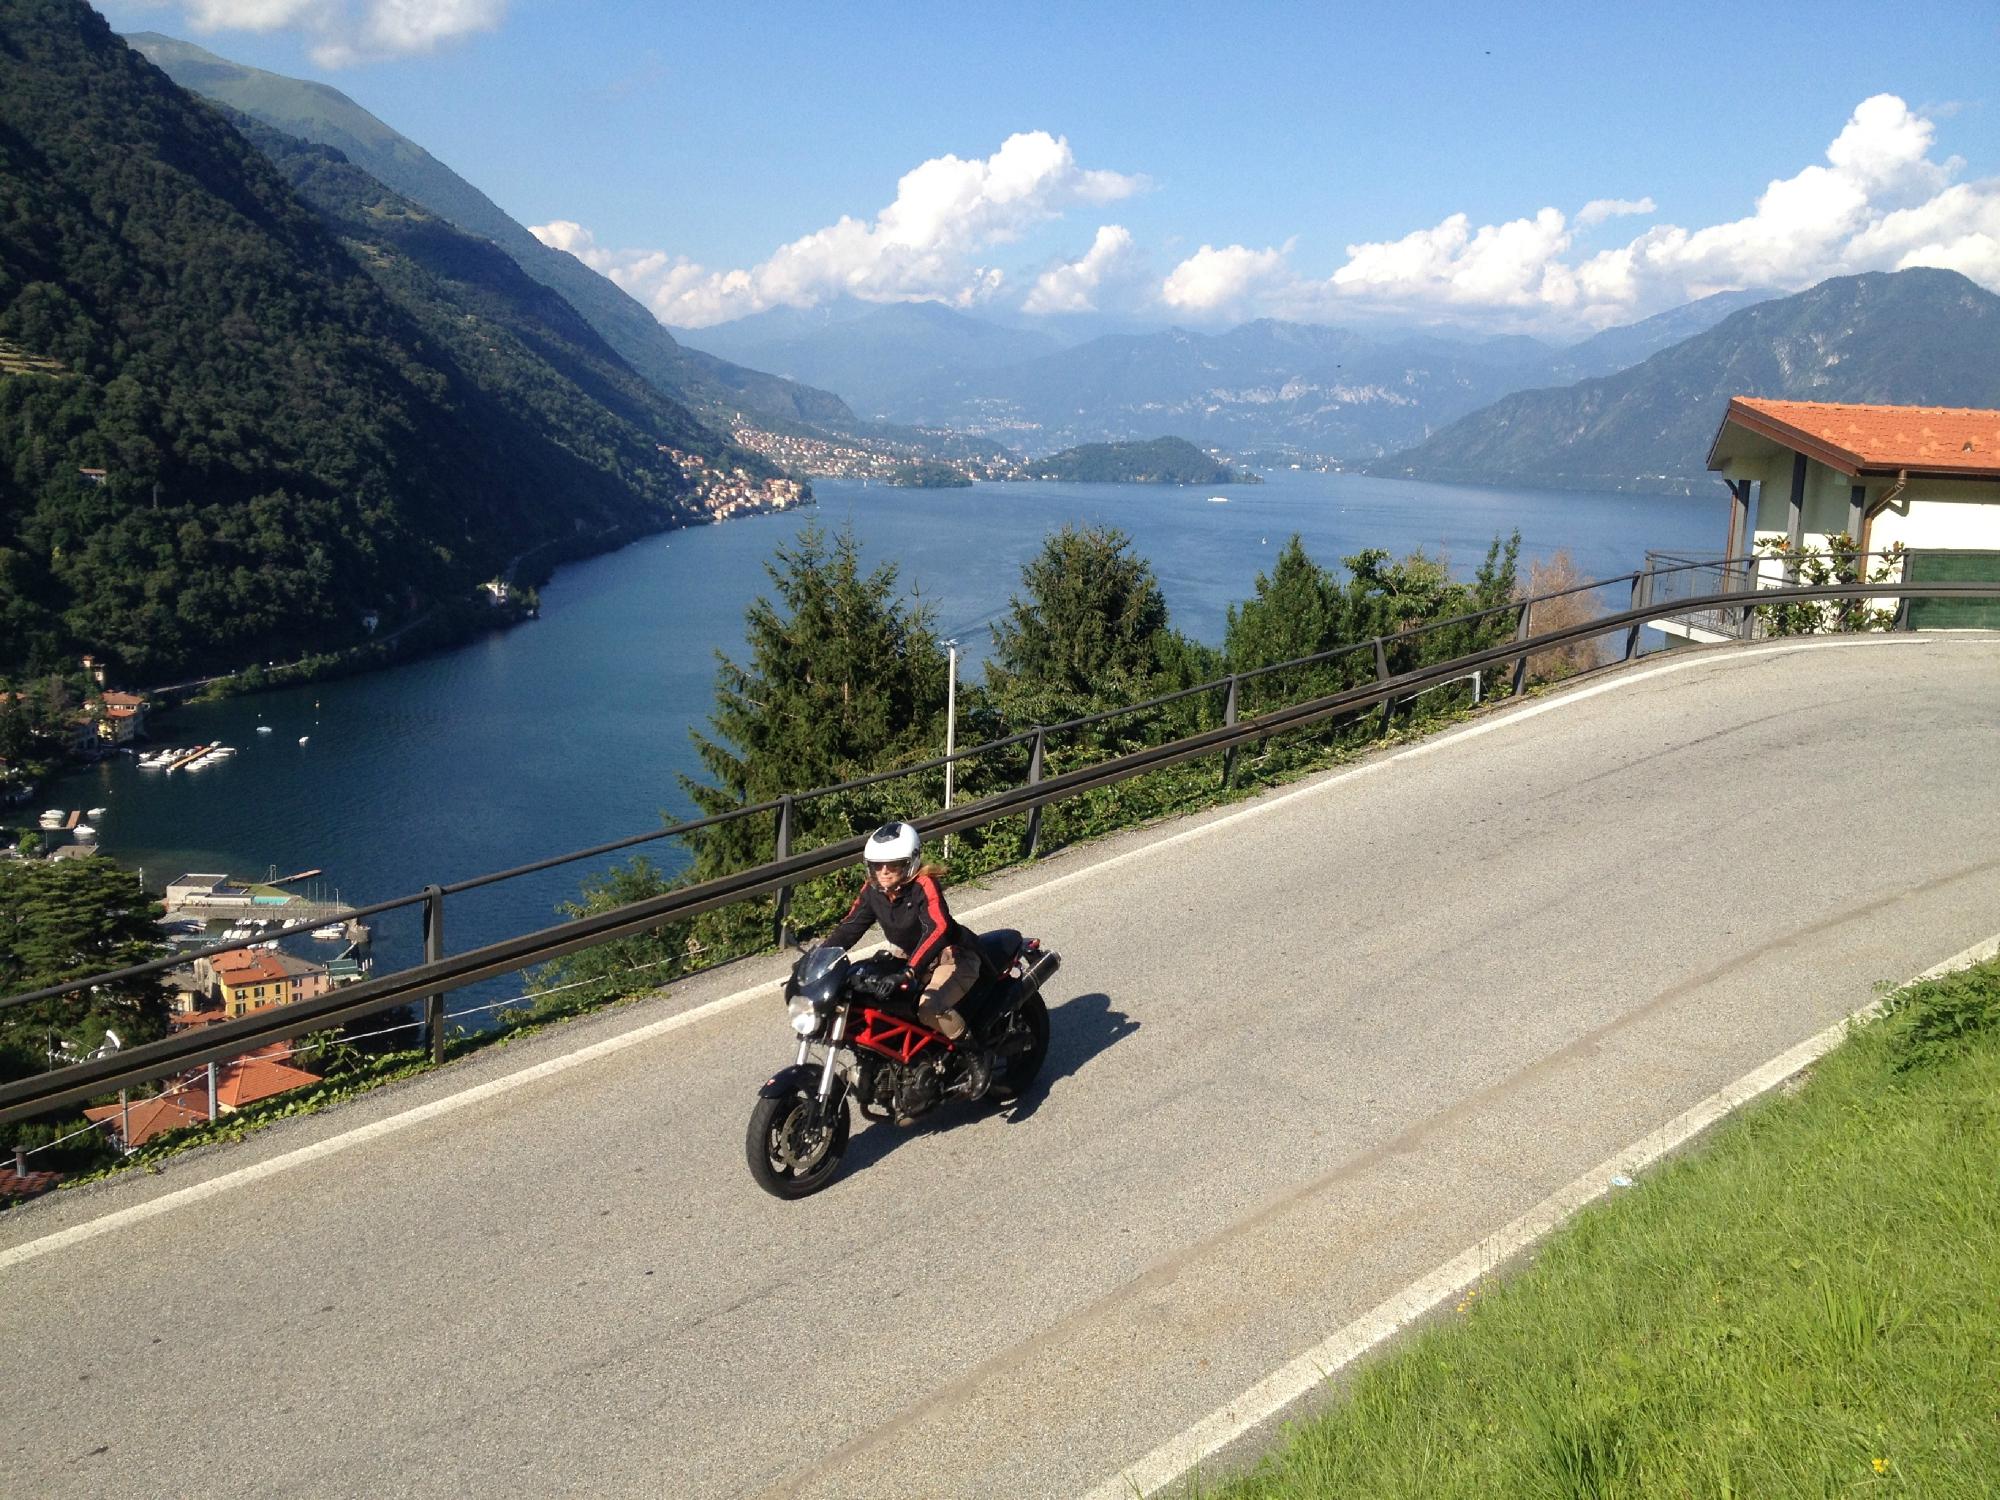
[{"xmin": 6, "ymin": 565, "xmax": 1997, "ymax": 1128}]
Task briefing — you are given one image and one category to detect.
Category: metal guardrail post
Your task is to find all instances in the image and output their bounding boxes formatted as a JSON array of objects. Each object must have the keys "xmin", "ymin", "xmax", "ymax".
[
  {"xmin": 1510, "ymin": 599, "xmax": 1532, "ymax": 695},
  {"xmin": 422, "ymin": 884, "xmax": 446, "ymax": 1063},
  {"xmin": 1738, "ymin": 559, "xmax": 1761, "ymax": 640},
  {"xmin": 1023, "ymin": 729, "xmax": 1046, "ymax": 859},
  {"xmin": 1220, "ymin": 676, "xmax": 1241, "ymax": 789},
  {"xmin": 772, "ymin": 795, "xmax": 794, "ymax": 947},
  {"xmin": 1624, "ymin": 570, "xmax": 1648, "ymax": 660},
  {"xmin": 1373, "ymin": 638, "xmax": 1392, "ymax": 735}
]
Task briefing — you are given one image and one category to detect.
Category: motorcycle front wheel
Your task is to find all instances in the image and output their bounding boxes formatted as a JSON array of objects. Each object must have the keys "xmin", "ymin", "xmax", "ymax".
[{"xmin": 746, "ymin": 1087, "xmax": 851, "ymax": 1199}]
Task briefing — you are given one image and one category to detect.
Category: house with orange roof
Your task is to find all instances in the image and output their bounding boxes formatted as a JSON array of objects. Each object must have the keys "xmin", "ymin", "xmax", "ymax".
[
  {"xmin": 95, "ymin": 689, "xmax": 148, "ymax": 744},
  {"xmin": 198, "ymin": 948, "xmax": 330, "ymax": 1016},
  {"xmin": 83, "ymin": 1085, "xmax": 209, "ymax": 1149},
  {"xmin": 213, "ymin": 1045, "xmax": 322, "ymax": 1110},
  {"xmin": 81, "ymin": 1046, "xmax": 323, "ymax": 1150},
  {"xmin": 1707, "ymin": 398, "xmax": 2000, "ymax": 628}
]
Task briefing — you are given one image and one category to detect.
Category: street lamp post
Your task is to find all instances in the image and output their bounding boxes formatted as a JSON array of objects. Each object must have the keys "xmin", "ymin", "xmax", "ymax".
[{"xmin": 942, "ymin": 640, "xmax": 959, "ymax": 860}]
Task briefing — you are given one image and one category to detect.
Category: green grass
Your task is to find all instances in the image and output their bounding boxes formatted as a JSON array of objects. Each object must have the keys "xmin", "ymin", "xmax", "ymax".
[{"xmin": 1189, "ymin": 959, "xmax": 2000, "ymax": 1499}]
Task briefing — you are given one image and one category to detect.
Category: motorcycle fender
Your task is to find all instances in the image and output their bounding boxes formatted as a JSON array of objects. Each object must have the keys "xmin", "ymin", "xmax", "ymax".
[{"xmin": 759, "ymin": 1063, "xmax": 847, "ymax": 1107}]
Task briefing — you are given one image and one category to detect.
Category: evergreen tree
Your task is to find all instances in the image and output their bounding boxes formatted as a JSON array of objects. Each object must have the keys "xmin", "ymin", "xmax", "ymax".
[
  {"xmin": 0, "ymin": 857, "xmax": 166, "ymax": 1085},
  {"xmin": 683, "ymin": 523, "xmax": 949, "ymax": 864},
  {"xmin": 1224, "ymin": 535, "xmax": 1351, "ymax": 711},
  {"xmin": 985, "ymin": 524, "xmax": 1215, "ymax": 736},
  {"xmin": 539, "ymin": 525, "xmax": 949, "ymax": 994}
]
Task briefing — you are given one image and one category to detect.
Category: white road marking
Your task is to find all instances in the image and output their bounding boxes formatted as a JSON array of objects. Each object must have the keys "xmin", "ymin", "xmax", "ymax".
[
  {"xmin": 1075, "ymin": 927, "xmax": 2000, "ymax": 1500},
  {"xmin": 0, "ymin": 637, "xmax": 1954, "ymax": 1272}
]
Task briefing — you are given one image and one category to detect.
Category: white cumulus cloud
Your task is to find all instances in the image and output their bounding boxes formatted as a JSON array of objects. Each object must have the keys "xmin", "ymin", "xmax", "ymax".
[
  {"xmin": 1023, "ymin": 225, "xmax": 1142, "ymax": 313},
  {"xmin": 1160, "ymin": 242, "xmax": 1292, "ymax": 315},
  {"xmin": 1576, "ymin": 196, "xmax": 1656, "ymax": 227},
  {"xmin": 546, "ymin": 131, "xmax": 1145, "ymax": 327},
  {"xmin": 1197, "ymin": 94, "xmax": 1997, "ymax": 332},
  {"xmin": 177, "ymin": 0, "xmax": 504, "ymax": 65}
]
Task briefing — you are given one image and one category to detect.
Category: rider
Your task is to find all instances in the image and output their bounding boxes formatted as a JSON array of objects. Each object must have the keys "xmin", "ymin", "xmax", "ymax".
[{"xmin": 822, "ymin": 821, "xmax": 995, "ymax": 1101}]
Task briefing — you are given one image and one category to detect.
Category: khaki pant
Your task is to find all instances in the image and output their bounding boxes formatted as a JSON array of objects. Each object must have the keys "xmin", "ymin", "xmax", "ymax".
[{"xmin": 916, "ymin": 943, "xmax": 979, "ymax": 1038}]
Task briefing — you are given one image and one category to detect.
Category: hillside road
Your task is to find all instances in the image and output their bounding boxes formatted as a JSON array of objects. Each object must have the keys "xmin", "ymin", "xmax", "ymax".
[{"xmin": 5, "ymin": 635, "xmax": 1999, "ymax": 1498}]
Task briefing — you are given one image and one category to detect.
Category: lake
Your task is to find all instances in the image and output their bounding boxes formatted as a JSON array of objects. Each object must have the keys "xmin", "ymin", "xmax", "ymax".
[{"xmin": 48, "ymin": 469, "xmax": 1724, "ymax": 1014}]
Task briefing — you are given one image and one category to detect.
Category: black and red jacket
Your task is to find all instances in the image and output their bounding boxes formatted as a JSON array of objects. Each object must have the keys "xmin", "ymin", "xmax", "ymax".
[{"xmin": 825, "ymin": 871, "xmax": 974, "ymax": 977}]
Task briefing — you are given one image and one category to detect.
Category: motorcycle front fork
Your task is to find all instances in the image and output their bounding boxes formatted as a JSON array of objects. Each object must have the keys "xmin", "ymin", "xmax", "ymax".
[{"xmin": 808, "ymin": 1006, "xmax": 849, "ymax": 1103}]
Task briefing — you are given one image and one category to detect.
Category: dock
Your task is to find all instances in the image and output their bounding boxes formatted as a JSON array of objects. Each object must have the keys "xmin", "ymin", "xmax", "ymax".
[
  {"xmin": 270, "ymin": 868, "xmax": 324, "ymax": 886},
  {"xmin": 165, "ymin": 744, "xmax": 210, "ymax": 773},
  {"xmin": 64, "ymin": 811, "xmax": 80, "ymax": 829}
]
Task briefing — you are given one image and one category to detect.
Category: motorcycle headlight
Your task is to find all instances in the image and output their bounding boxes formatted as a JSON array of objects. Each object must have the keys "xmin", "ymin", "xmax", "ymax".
[{"xmin": 788, "ymin": 996, "xmax": 819, "ymax": 1037}]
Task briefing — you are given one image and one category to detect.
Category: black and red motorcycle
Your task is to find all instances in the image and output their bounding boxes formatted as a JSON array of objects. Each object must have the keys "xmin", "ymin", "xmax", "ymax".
[{"xmin": 746, "ymin": 929, "xmax": 1060, "ymax": 1198}]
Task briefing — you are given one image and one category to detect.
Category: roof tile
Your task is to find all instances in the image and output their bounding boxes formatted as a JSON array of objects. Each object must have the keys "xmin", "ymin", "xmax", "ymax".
[{"xmin": 1729, "ymin": 398, "xmax": 2000, "ymax": 476}]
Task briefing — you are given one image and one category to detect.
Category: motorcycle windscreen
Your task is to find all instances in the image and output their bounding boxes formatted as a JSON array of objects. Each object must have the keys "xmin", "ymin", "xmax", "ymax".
[{"xmin": 797, "ymin": 945, "xmax": 849, "ymax": 988}]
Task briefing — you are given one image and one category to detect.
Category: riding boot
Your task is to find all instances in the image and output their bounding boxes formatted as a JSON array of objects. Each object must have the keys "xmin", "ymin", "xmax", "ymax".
[{"xmin": 938, "ymin": 1009, "xmax": 993, "ymax": 1102}]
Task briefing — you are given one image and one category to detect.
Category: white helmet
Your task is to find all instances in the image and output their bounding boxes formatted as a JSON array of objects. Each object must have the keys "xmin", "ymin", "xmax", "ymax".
[{"xmin": 863, "ymin": 820, "xmax": 921, "ymax": 877}]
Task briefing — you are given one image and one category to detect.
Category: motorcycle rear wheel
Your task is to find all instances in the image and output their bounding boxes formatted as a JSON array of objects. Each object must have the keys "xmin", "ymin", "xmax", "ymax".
[
  {"xmin": 998, "ymin": 994, "xmax": 1051, "ymax": 1098},
  {"xmin": 746, "ymin": 1088, "xmax": 851, "ymax": 1199}
]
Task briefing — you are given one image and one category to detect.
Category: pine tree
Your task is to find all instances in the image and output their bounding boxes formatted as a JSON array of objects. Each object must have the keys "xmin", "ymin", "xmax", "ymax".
[
  {"xmin": 683, "ymin": 523, "xmax": 949, "ymax": 872},
  {"xmin": 0, "ymin": 856, "xmax": 166, "ymax": 1085}
]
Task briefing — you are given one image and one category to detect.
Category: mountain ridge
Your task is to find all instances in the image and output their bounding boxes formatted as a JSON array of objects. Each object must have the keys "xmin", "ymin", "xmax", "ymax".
[
  {"xmin": 1369, "ymin": 269, "xmax": 2000, "ymax": 494},
  {"xmin": 126, "ymin": 31, "xmax": 857, "ymax": 435},
  {"xmin": 0, "ymin": 2, "xmax": 702, "ymax": 678}
]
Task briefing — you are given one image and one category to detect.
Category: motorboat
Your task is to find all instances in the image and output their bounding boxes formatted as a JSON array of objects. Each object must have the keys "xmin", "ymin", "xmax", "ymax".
[
  {"xmin": 87, "ymin": 806, "xmax": 107, "ymax": 817},
  {"xmin": 38, "ymin": 809, "xmax": 65, "ymax": 829},
  {"xmin": 311, "ymin": 924, "xmax": 346, "ymax": 940},
  {"xmin": 299, "ymin": 736, "xmax": 310, "ymax": 745},
  {"xmin": 73, "ymin": 824, "xmax": 96, "ymax": 840},
  {"xmin": 1207, "ymin": 495, "xmax": 1229, "ymax": 503},
  {"xmin": 257, "ymin": 725, "xmax": 274, "ymax": 734}
]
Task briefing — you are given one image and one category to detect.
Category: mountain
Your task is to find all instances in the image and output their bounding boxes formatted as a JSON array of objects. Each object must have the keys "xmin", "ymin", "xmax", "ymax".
[
  {"xmin": 234, "ymin": 113, "xmax": 758, "ymax": 467},
  {"xmin": 874, "ymin": 318, "xmax": 1542, "ymax": 459},
  {"xmin": 0, "ymin": 1, "xmax": 692, "ymax": 678},
  {"xmin": 677, "ymin": 299, "xmax": 1062, "ymax": 419},
  {"xmin": 126, "ymin": 32, "xmax": 855, "ymax": 433},
  {"xmin": 1531, "ymin": 288, "xmax": 1776, "ymax": 386},
  {"xmin": 1372, "ymin": 270, "xmax": 2000, "ymax": 493}
]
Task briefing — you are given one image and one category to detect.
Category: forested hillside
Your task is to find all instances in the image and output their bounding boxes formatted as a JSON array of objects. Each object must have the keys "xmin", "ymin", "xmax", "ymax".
[
  {"xmin": 1374, "ymin": 270, "xmax": 2000, "ymax": 493},
  {"xmin": 129, "ymin": 31, "xmax": 858, "ymax": 434},
  {"xmin": 0, "ymin": 1, "xmax": 701, "ymax": 679},
  {"xmin": 239, "ymin": 114, "xmax": 759, "ymax": 483},
  {"xmin": 1030, "ymin": 437, "xmax": 1252, "ymax": 484}
]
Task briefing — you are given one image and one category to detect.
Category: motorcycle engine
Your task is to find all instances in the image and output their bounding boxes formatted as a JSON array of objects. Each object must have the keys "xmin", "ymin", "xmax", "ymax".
[{"xmin": 895, "ymin": 1068, "xmax": 941, "ymax": 1120}]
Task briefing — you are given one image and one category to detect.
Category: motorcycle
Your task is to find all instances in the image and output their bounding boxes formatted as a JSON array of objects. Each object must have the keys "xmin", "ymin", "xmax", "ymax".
[{"xmin": 746, "ymin": 928, "xmax": 1061, "ymax": 1199}]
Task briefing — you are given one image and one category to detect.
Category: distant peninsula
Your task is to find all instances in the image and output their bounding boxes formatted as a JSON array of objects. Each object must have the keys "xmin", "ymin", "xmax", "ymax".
[
  {"xmin": 1026, "ymin": 436, "xmax": 1259, "ymax": 485},
  {"xmin": 885, "ymin": 460, "xmax": 975, "ymax": 488}
]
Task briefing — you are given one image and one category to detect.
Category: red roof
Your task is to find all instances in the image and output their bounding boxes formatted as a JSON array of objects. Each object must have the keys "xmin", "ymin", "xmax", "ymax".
[
  {"xmin": 0, "ymin": 1164, "xmax": 65, "ymax": 1202},
  {"xmin": 1714, "ymin": 398, "xmax": 2000, "ymax": 478},
  {"xmin": 214, "ymin": 1050, "xmax": 320, "ymax": 1109},
  {"xmin": 214, "ymin": 950, "xmax": 290, "ymax": 986},
  {"xmin": 83, "ymin": 1088, "xmax": 208, "ymax": 1147}
]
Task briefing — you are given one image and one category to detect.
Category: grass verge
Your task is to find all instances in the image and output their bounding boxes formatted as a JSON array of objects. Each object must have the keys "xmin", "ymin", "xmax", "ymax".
[{"xmin": 1188, "ymin": 957, "xmax": 2000, "ymax": 1498}]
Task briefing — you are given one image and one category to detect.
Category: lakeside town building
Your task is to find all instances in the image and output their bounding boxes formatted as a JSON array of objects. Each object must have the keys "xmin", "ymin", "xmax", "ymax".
[{"xmin": 1707, "ymin": 398, "xmax": 2000, "ymax": 629}]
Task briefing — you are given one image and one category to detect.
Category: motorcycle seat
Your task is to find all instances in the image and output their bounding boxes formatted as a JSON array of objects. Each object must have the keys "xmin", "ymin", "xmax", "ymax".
[{"xmin": 977, "ymin": 929, "xmax": 1024, "ymax": 972}]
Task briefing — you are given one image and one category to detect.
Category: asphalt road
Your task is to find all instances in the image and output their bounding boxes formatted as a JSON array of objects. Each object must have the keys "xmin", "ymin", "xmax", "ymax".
[{"xmin": 6, "ymin": 635, "xmax": 1999, "ymax": 1499}]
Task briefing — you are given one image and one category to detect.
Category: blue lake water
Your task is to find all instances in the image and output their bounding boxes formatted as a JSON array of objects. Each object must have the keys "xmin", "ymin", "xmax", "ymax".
[{"xmin": 49, "ymin": 470, "xmax": 1725, "ymax": 1012}]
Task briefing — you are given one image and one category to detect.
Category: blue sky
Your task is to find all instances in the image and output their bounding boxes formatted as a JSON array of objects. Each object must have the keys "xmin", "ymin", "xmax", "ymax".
[{"xmin": 101, "ymin": 1, "xmax": 2000, "ymax": 335}]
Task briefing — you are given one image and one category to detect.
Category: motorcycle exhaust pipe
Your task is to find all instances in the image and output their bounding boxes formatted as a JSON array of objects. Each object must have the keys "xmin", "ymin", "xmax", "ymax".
[{"xmin": 1018, "ymin": 949, "xmax": 1061, "ymax": 997}]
